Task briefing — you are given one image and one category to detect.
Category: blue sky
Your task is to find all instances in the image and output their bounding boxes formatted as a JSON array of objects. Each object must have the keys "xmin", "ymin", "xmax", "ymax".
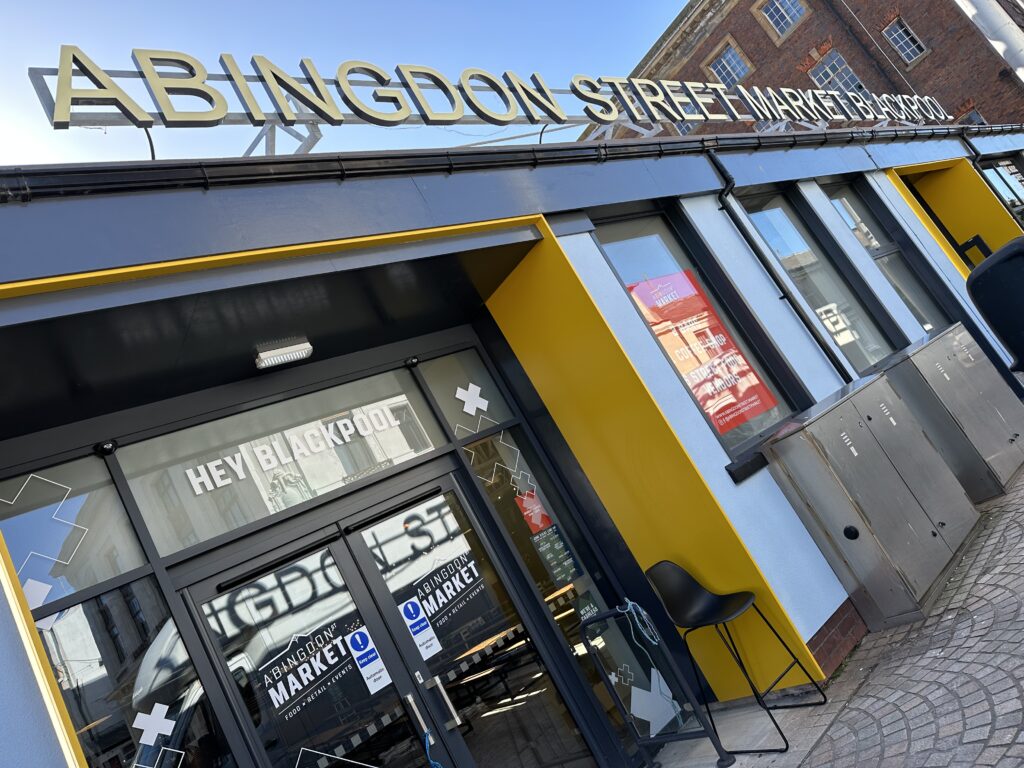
[{"xmin": 0, "ymin": 1, "xmax": 685, "ymax": 165}]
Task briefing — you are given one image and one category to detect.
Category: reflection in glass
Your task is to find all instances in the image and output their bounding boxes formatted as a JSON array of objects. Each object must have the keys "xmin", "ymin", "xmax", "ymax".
[
  {"xmin": 203, "ymin": 549, "xmax": 424, "ymax": 768},
  {"xmin": 463, "ymin": 427, "xmax": 660, "ymax": 755},
  {"xmin": 361, "ymin": 491, "xmax": 596, "ymax": 767},
  {"xmin": 121, "ymin": 369, "xmax": 445, "ymax": 554},
  {"xmin": 38, "ymin": 577, "xmax": 235, "ymax": 767},
  {"xmin": 597, "ymin": 218, "xmax": 791, "ymax": 449},
  {"xmin": 828, "ymin": 185, "xmax": 950, "ymax": 335},
  {"xmin": 983, "ymin": 160, "xmax": 1024, "ymax": 223},
  {"xmin": 743, "ymin": 194, "xmax": 894, "ymax": 372},
  {"xmin": 581, "ymin": 612, "xmax": 699, "ymax": 743},
  {"xmin": 0, "ymin": 457, "xmax": 146, "ymax": 611}
]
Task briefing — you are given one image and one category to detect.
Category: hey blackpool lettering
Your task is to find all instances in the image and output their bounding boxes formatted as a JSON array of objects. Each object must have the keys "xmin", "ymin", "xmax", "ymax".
[
  {"xmin": 185, "ymin": 406, "xmax": 402, "ymax": 496},
  {"xmin": 49, "ymin": 45, "xmax": 953, "ymax": 131}
]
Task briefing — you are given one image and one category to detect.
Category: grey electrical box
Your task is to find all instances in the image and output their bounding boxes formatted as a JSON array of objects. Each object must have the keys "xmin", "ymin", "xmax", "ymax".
[
  {"xmin": 885, "ymin": 324, "xmax": 1024, "ymax": 502},
  {"xmin": 764, "ymin": 375, "xmax": 979, "ymax": 631}
]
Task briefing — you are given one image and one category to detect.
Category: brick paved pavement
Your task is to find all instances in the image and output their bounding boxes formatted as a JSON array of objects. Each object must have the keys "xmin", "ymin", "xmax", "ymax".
[{"xmin": 662, "ymin": 474, "xmax": 1024, "ymax": 767}]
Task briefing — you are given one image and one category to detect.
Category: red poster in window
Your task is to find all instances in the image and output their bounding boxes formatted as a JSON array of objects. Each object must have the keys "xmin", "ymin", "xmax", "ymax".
[
  {"xmin": 628, "ymin": 270, "xmax": 779, "ymax": 434},
  {"xmin": 515, "ymin": 491, "xmax": 553, "ymax": 535}
]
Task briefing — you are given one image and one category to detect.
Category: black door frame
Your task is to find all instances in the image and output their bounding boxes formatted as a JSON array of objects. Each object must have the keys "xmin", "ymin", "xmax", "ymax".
[
  {"xmin": 19, "ymin": 325, "xmax": 646, "ymax": 767},
  {"xmin": 181, "ymin": 463, "xmax": 612, "ymax": 768},
  {"xmin": 183, "ymin": 506, "xmax": 459, "ymax": 768},
  {"xmin": 344, "ymin": 471, "xmax": 604, "ymax": 768}
]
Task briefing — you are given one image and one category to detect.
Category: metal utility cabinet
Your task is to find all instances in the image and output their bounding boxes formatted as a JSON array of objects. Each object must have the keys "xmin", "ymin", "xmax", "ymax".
[
  {"xmin": 764, "ymin": 376, "xmax": 979, "ymax": 630},
  {"xmin": 885, "ymin": 324, "xmax": 1024, "ymax": 502}
]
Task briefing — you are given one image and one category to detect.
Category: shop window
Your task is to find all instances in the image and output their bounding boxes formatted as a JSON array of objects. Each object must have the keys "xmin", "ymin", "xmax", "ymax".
[
  {"xmin": 758, "ymin": 0, "xmax": 807, "ymax": 39},
  {"xmin": 982, "ymin": 158, "xmax": 1024, "ymax": 222},
  {"xmin": 37, "ymin": 576, "xmax": 236, "ymax": 767},
  {"xmin": 119, "ymin": 369, "xmax": 446, "ymax": 554},
  {"xmin": 708, "ymin": 42, "xmax": 751, "ymax": 89},
  {"xmin": 742, "ymin": 194, "xmax": 895, "ymax": 373},
  {"xmin": 418, "ymin": 349, "xmax": 515, "ymax": 435},
  {"xmin": 809, "ymin": 50, "xmax": 866, "ymax": 94},
  {"xmin": 595, "ymin": 217, "xmax": 793, "ymax": 451},
  {"xmin": 0, "ymin": 457, "xmax": 146, "ymax": 612},
  {"xmin": 461, "ymin": 426, "xmax": 678, "ymax": 744},
  {"xmin": 883, "ymin": 18, "xmax": 927, "ymax": 64},
  {"xmin": 828, "ymin": 184, "xmax": 951, "ymax": 334}
]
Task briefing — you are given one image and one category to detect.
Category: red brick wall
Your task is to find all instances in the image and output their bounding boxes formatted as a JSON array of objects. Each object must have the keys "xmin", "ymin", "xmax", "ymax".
[
  {"xmin": 835, "ymin": 1, "xmax": 1024, "ymax": 123},
  {"xmin": 645, "ymin": 0, "xmax": 1024, "ymax": 126},
  {"xmin": 807, "ymin": 598, "xmax": 868, "ymax": 676}
]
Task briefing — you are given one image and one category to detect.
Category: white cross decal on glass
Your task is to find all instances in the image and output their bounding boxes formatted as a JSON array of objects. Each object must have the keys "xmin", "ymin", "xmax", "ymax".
[
  {"xmin": 617, "ymin": 663, "xmax": 635, "ymax": 686},
  {"xmin": 455, "ymin": 383, "xmax": 489, "ymax": 416},
  {"xmin": 132, "ymin": 702, "xmax": 175, "ymax": 746},
  {"xmin": 630, "ymin": 669, "xmax": 681, "ymax": 736}
]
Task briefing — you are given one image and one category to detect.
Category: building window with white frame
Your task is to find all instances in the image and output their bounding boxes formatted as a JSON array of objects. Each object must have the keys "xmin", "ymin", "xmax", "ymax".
[
  {"xmin": 760, "ymin": 0, "xmax": 807, "ymax": 37},
  {"xmin": 809, "ymin": 50, "xmax": 866, "ymax": 93},
  {"xmin": 883, "ymin": 17, "xmax": 927, "ymax": 63},
  {"xmin": 709, "ymin": 44, "xmax": 751, "ymax": 89}
]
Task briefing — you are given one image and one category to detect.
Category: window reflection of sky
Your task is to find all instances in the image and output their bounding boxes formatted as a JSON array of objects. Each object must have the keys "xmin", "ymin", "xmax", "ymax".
[
  {"xmin": 749, "ymin": 208, "xmax": 811, "ymax": 260},
  {"xmin": 603, "ymin": 234, "xmax": 683, "ymax": 285},
  {"xmin": 831, "ymin": 199, "xmax": 858, "ymax": 230},
  {"xmin": 1, "ymin": 495, "xmax": 86, "ymax": 595}
]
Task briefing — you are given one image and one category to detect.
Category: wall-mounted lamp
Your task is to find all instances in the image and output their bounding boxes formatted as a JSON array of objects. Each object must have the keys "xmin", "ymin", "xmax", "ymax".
[{"xmin": 254, "ymin": 337, "xmax": 313, "ymax": 370}]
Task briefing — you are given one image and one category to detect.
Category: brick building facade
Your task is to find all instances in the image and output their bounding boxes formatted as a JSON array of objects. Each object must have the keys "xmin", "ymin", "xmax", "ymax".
[{"xmin": 626, "ymin": 0, "xmax": 1024, "ymax": 134}]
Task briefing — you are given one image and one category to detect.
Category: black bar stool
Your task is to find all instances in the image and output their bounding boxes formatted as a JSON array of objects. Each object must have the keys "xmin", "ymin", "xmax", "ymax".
[{"xmin": 645, "ymin": 560, "xmax": 827, "ymax": 754}]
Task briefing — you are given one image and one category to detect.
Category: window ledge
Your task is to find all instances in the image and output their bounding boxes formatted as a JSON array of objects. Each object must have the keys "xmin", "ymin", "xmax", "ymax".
[
  {"xmin": 904, "ymin": 49, "xmax": 931, "ymax": 72},
  {"xmin": 725, "ymin": 448, "xmax": 769, "ymax": 483}
]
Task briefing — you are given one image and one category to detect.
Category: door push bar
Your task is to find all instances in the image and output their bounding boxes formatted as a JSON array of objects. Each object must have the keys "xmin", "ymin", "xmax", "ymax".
[
  {"xmin": 404, "ymin": 693, "xmax": 435, "ymax": 745},
  {"xmin": 425, "ymin": 675, "xmax": 464, "ymax": 730}
]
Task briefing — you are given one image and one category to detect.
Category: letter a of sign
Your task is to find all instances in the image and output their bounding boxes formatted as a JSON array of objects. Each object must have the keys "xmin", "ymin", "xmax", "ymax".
[{"xmin": 53, "ymin": 45, "xmax": 153, "ymax": 129}]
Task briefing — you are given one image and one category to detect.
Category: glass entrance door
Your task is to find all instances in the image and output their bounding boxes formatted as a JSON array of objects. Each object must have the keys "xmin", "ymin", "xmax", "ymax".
[
  {"xmin": 349, "ymin": 483, "xmax": 596, "ymax": 768},
  {"xmin": 194, "ymin": 541, "xmax": 453, "ymax": 768},
  {"xmin": 188, "ymin": 474, "xmax": 596, "ymax": 768}
]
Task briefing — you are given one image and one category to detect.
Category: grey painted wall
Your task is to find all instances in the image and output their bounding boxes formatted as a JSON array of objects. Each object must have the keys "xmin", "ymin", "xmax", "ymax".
[{"xmin": 0, "ymin": 593, "xmax": 66, "ymax": 765}]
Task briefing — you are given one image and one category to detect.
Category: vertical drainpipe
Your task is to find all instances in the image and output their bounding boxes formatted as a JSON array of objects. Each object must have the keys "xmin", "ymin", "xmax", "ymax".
[{"xmin": 706, "ymin": 149, "xmax": 854, "ymax": 383}]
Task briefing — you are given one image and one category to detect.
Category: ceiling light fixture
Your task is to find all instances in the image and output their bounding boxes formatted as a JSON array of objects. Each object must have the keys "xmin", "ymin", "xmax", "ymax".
[{"xmin": 254, "ymin": 337, "xmax": 313, "ymax": 370}]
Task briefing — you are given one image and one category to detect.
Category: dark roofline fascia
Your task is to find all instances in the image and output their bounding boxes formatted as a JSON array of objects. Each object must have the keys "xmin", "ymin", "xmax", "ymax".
[{"xmin": 1, "ymin": 123, "xmax": 1021, "ymax": 204}]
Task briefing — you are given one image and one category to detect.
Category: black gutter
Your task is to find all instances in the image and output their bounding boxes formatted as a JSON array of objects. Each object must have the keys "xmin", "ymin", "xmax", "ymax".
[
  {"xmin": 2, "ymin": 123, "xmax": 1022, "ymax": 204},
  {"xmin": 706, "ymin": 148, "xmax": 855, "ymax": 383}
]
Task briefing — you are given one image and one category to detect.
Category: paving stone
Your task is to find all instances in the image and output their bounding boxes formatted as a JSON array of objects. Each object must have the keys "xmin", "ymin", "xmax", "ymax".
[{"xmin": 664, "ymin": 494, "xmax": 1024, "ymax": 768}]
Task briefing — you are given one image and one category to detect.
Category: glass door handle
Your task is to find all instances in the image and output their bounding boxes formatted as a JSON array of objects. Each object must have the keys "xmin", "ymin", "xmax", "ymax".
[
  {"xmin": 404, "ymin": 693, "xmax": 434, "ymax": 744},
  {"xmin": 426, "ymin": 675, "xmax": 463, "ymax": 729}
]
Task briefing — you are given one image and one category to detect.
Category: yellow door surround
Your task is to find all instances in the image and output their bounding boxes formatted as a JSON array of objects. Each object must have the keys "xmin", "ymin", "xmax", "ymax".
[
  {"xmin": 0, "ymin": 213, "xmax": 820, "ymax": 767},
  {"xmin": 889, "ymin": 158, "xmax": 1024, "ymax": 277}
]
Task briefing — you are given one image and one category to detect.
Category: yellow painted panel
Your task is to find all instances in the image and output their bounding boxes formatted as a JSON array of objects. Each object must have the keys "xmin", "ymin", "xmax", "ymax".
[
  {"xmin": 0, "ymin": 215, "xmax": 543, "ymax": 300},
  {"xmin": 0, "ymin": 533, "xmax": 86, "ymax": 767},
  {"xmin": 886, "ymin": 169, "xmax": 971, "ymax": 279},
  {"xmin": 898, "ymin": 158, "xmax": 1022, "ymax": 268},
  {"xmin": 486, "ymin": 219, "xmax": 823, "ymax": 700}
]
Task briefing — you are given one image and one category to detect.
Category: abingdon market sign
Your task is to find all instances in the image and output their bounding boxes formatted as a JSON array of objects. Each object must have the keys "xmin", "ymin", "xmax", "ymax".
[{"xmin": 40, "ymin": 45, "xmax": 954, "ymax": 132}]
